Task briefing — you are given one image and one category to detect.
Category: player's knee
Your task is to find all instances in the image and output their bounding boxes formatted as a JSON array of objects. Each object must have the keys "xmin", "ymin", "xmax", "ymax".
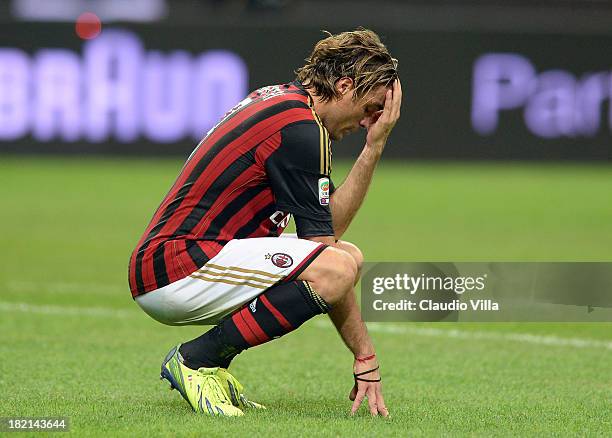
[
  {"xmin": 336, "ymin": 248, "xmax": 359, "ymax": 289},
  {"xmin": 327, "ymin": 249, "xmax": 358, "ymax": 303},
  {"xmin": 339, "ymin": 241, "xmax": 364, "ymax": 279},
  {"xmin": 310, "ymin": 247, "xmax": 357, "ymax": 304}
]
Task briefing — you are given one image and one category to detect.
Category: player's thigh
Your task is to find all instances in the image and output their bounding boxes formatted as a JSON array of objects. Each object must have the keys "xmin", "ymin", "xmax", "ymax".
[{"xmin": 136, "ymin": 237, "xmax": 326, "ymax": 326}]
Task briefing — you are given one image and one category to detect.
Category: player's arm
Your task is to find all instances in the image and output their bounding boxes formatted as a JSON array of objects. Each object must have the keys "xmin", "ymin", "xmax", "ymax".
[{"xmin": 330, "ymin": 79, "xmax": 402, "ymax": 238}]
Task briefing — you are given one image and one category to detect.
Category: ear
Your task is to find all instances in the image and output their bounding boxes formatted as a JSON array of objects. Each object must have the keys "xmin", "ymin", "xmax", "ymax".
[{"xmin": 335, "ymin": 77, "xmax": 354, "ymax": 97}]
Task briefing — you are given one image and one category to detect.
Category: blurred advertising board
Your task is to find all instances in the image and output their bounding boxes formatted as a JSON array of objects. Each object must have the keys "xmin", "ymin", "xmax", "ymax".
[{"xmin": 1, "ymin": 24, "xmax": 610, "ymax": 159}]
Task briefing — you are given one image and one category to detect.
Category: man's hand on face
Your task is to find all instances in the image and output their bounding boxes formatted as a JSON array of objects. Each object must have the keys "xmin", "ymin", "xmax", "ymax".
[
  {"xmin": 349, "ymin": 355, "xmax": 389, "ymax": 417},
  {"xmin": 364, "ymin": 79, "xmax": 402, "ymax": 154}
]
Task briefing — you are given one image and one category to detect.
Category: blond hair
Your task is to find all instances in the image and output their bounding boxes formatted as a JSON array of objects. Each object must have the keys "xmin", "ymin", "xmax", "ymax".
[{"xmin": 296, "ymin": 28, "xmax": 398, "ymax": 103}]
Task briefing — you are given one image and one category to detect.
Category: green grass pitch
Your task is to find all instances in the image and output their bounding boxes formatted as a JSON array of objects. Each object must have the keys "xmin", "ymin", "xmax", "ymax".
[{"xmin": 1, "ymin": 157, "xmax": 611, "ymax": 436}]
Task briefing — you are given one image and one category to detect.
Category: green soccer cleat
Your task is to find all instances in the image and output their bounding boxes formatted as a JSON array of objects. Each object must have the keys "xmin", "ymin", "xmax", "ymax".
[
  {"xmin": 217, "ymin": 367, "xmax": 266, "ymax": 410},
  {"xmin": 160, "ymin": 345, "xmax": 244, "ymax": 416}
]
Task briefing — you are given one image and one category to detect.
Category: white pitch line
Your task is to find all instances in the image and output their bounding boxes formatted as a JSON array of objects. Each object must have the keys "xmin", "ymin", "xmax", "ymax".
[
  {"xmin": 312, "ymin": 320, "xmax": 612, "ymax": 351},
  {"xmin": 1, "ymin": 300, "xmax": 610, "ymax": 351}
]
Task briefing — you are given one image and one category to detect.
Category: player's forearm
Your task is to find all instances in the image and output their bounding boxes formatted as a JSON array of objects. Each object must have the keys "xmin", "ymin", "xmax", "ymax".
[
  {"xmin": 330, "ymin": 145, "xmax": 382, "ymax": 238},
  {"xmin": 328, "ymin": 285, "xmax": 375, "ymax": 357}
]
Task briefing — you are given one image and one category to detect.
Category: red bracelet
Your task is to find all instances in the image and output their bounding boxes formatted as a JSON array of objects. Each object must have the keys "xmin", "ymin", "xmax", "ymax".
[{"xmin": 355, "ymin": 353, "xmax": 376, "ymax": 362}]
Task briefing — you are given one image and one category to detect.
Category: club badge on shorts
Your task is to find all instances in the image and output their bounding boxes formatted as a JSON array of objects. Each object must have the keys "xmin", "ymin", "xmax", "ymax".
[
  {"xmin": 271, "ymin": 253, "xmax": 293, "ymax": 268},
  {"xmin": 318, "ymin": 177, "xmax": 330, "ymax": 206}
]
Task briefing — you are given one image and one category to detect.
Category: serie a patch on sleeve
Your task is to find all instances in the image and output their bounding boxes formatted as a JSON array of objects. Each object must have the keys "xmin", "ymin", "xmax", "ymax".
[{"xmin": 318, "ymin": 177, "xmax": 330, "ymax": 205}]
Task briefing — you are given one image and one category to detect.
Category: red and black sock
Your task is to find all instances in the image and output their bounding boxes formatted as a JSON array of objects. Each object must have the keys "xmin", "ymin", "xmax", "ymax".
[{"xmin": 179, "ymin": 280, "xmax": 329, "ymax": 369}]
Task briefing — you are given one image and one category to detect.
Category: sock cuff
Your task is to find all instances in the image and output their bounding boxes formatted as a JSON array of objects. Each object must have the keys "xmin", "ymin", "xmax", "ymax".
[{"xmin": 299, "ymin": 280, "xmax": 331, "ymax": 314}]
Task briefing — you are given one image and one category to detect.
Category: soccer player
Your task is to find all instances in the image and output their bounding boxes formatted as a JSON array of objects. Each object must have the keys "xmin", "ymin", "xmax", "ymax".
[{"xmin": 128, "ymin": 28, "xmax": 401, "ymax": 417}]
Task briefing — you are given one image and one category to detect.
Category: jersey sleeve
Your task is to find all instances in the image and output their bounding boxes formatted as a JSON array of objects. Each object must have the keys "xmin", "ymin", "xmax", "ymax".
[{"xmin": 265, "ymin": 120, "xmax": 334, "ymax": 238}]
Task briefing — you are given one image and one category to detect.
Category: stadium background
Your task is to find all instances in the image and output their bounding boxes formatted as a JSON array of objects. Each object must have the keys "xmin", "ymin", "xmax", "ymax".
[{"xmin": 1, "ymin": 0, "xmax": 610, "ymax": 436}]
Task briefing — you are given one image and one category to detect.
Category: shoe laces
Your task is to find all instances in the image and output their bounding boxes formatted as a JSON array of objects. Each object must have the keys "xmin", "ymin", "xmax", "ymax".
[{"xmin": 198, "ymin": 370, "xmax": 233, "ymax": 405}]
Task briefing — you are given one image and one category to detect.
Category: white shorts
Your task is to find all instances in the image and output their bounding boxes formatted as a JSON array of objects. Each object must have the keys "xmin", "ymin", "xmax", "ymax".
[{"xmin": 135, "ymin": 236, "xmax": 326, "ymax": 326}]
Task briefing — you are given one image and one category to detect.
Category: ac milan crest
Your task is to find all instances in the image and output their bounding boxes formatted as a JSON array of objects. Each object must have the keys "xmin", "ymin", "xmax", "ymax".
[{"xmin": 271, "ymin": 253, "xmax": 293, "ymax": 268}]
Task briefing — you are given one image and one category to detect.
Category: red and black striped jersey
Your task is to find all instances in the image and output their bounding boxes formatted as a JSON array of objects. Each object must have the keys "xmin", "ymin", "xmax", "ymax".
[{"xmin": 128, "ymin": 81, "xmax": 334, "ymax": 297}]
